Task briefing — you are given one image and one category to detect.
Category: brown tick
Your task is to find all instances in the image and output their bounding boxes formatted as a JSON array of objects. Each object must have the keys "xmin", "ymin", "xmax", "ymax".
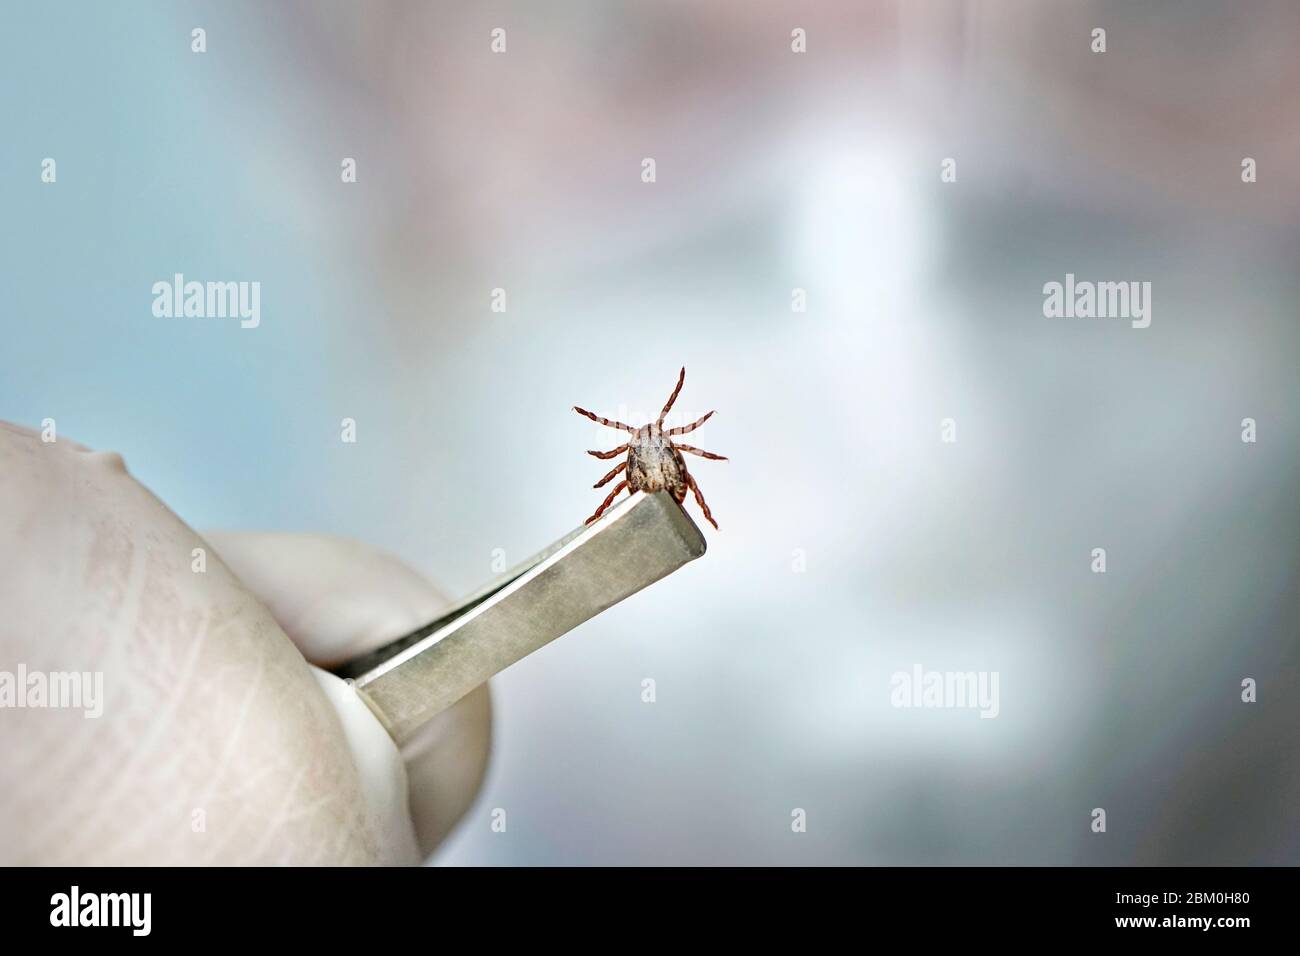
[{"xmin": 574, "ymin": 367, "xmax": 726, "ymax": 529}]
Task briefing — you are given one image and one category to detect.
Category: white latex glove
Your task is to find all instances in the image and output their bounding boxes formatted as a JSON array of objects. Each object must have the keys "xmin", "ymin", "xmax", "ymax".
[{"xmin": 0, "ymin": 421, "xmax": 490, "ymax": 865}]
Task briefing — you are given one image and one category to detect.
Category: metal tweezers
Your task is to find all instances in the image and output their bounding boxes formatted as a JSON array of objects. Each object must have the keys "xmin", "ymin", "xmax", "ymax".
[{"xmin": 332, "ymin": 491, "xmax": 706, "ymax": 743}]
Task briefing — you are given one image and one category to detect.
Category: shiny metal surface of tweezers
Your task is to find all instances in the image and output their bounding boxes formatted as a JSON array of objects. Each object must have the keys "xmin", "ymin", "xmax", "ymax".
[{"xmin": 332, "ymin": 491, "xmax": 706, "ymax": 743}]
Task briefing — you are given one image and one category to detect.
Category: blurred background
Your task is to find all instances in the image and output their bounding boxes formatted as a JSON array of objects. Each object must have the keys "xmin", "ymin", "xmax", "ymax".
[{"xmin": 1, "ymin": 0, "xmax": 1297, "ymax": 864}]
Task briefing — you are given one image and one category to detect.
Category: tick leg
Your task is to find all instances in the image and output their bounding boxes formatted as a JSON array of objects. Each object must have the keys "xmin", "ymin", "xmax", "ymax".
[
  {"xmin": 674, "ymin": 443, "xmax": 727, "ymax": 461},
  {"xmin": 593, "ymin": 460, "xmax": 627, "ymax": 488},
  {"xmin": 657, "ymin": 367, "xmax": 686, "ymax": 426},
  {"xmin": 585, "ymin": 479, "xmax": 629, "ymax": 524},
  {"xmin": 685, "ymin": 471, "xmax": 719, "ymax": 530},
  {"xmin": 573, "ymin": 406, "xmax": 635, "ymax": 432},
  {"xmin": 587, "ymin": 444, "xmax": 629, "ymax": 460},
  {"xmin": 666, "ymin": 410, "xmax": 714, "ymax": 436}
]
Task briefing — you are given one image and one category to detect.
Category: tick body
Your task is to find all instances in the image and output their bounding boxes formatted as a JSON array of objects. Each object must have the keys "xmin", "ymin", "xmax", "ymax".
[{"xmin": 574, "ymin": 368, "xmax": 726, "ymax": 529}]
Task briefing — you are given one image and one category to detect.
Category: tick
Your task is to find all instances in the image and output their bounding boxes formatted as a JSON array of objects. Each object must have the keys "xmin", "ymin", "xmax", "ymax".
[{"xmin": 574, "ymin": 367, "xmax": 727, "ymax": 529}]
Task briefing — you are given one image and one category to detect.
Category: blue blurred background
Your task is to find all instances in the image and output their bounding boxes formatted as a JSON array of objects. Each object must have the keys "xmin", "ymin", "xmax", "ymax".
[{"xmin": 2, "ymin": 0, "xmax": 1297, "ymax": 864}]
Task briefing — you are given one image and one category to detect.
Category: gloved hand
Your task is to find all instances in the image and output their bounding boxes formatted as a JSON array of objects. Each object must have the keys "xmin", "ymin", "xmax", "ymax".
[{"xmin": 0, "ymin": 421, "xmax": 490, "ymax": 865}]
